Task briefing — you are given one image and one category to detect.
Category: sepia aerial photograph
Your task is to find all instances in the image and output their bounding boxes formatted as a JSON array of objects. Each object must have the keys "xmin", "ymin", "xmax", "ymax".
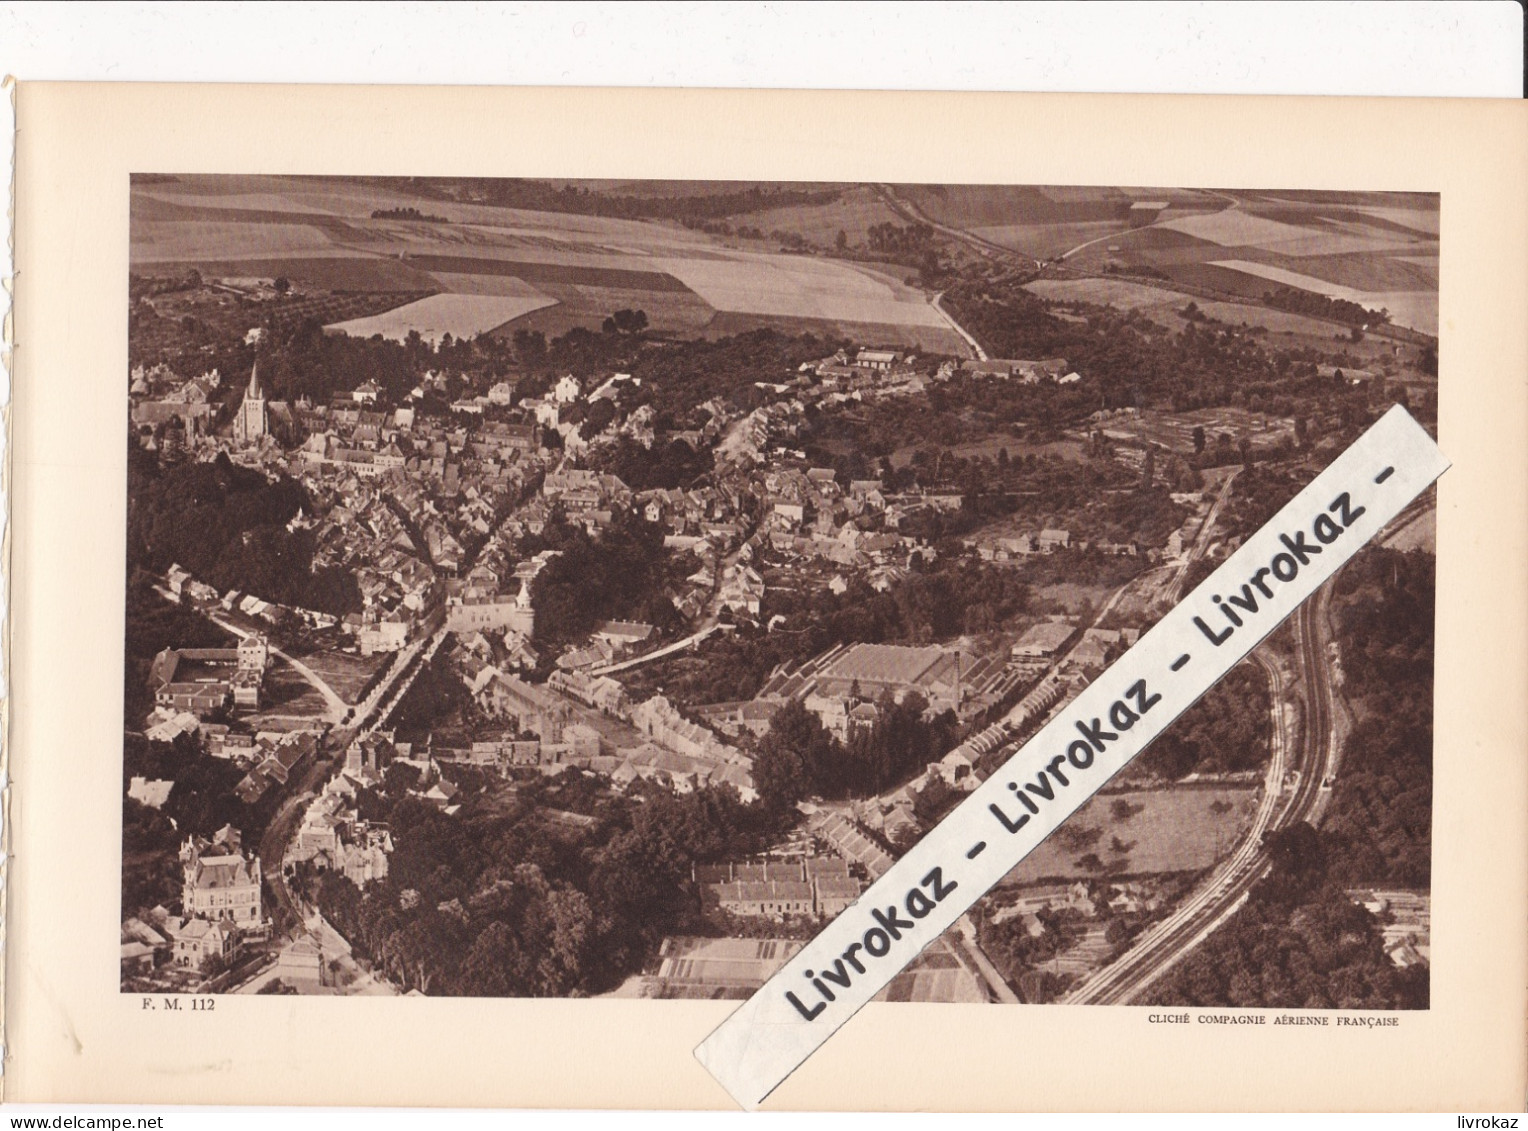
[{"xmin": 120, "ymin": 174, "xmax": 1437, "ymax": 1009}]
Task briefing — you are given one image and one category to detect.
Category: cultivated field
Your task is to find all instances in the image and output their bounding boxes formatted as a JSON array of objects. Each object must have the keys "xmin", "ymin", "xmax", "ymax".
[
  {"xmin": 329, "ymin": 293, "xmax": 559, "ymax": 343},
  {"xmin": 999, "ymin": 786, "xmax": 1260, "ymax": 883},
  {"xmin": 973, "ymin": 220, "xmax": 1126, "ymax": 260},
  {"xmin": 1357, "ymin": 205, "xmax": 1439, "ymax": 236},
  {"xmin": 419, "ymin": 271, "xmax": 556, "ymax": 298},
  {"xmin": 915, "ymin": 186, "xmax": 1438, "ymax": 342},
  {"xmin": 895, "ymin": 184, "xmax": 1225, "ymax": 260},
  {"xmin": 131, "ymin": 175, "xmax": 960, "ymax": 347},
  {"xmin": 500, "ymin": 289, "xmax": 718, "ymax": 340},
  {"xmin": 899, "ymin": 184, "xmax": 1219, "ymax": 229},
  {"xmin": 131, "ymin": 177, "xmax": 1435, "ymax": 350},
  {"xmin": 1157, "ymin": 209, "xmax": 1423, "ymax": 258},
  {"xmin": 1208, "ymin": 261, "xmax": 1437, "ymax": 334},
  {"xmin": 1025, "ymin": 277, "xmax": 1188, "ymax": 313},
  {"xmin": 651, "ymin": 252, "xmax": 946, "ymax": 326},
  {"xmin": 745, "ymin": 185, "xmax": 904, "ymax": 247},
  {"xmin": 134, "ymin": 219, "xmax": 336, "ymax": 259}
]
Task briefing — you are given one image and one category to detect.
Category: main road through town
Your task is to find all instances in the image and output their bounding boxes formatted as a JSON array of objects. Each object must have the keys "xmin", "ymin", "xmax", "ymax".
[{"xmin": 257, "ymin": 623, "xmax": 448, "ymax": 946}]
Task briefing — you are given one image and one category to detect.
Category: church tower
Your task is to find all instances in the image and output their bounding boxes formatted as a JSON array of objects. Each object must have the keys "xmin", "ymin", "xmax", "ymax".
[{"xmin": 234, "ymin": 360, "xmax": 268, "ymax": 443}]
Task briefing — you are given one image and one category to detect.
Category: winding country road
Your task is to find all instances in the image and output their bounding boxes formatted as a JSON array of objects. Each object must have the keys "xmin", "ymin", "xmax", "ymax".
[
  {"xmin": 931, "ymin": 291, "xmax": 988, "ymax": 361},
  {"xmin": 1058, "ymin": 190, "xmax": 1241, "ymax": 262},
  {"xmin": 872, "ymin": 183, "xmax": 1038, "ymax": 267}
]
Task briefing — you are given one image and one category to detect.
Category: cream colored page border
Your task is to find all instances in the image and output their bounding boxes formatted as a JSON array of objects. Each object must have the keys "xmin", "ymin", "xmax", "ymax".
[{"xmin": 9, "ymin": 84, "xmax": 1527, "ymax": 1110}]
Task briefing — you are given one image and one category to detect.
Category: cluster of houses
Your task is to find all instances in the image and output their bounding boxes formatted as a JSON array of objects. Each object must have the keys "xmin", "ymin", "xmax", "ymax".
[
  {"xmin": 129, "ymin": 362, "xmax": 222, "ymax": 449},
  {"xmin": 967, "ymin": 527, "xmax": 1151, "ymax": 564},
  {"xmin": 808, "ymin": 348, "xmax": 934, "ymax": 400},
  {"xmin": 126, "ymin": 724, "xmax": 326, "ymax": 820},
  {"xmin": 231, "ymin": 729, "xmax": 322, "ymax": 805},
  {"xmin": 989, "ymin": 878, "xmax": 1166, "ymax": 943},
  {"xmin": 120, "ymin": 825, "xmax": 270, "ymax": 983},
  {"xmin": 809, "ymin": 348, "xmax": 1083, "ymax": 400},
  {"xmin": 810, "ymin": 810, "xmax": 896, "ymax": 879},
  {"xmin": 757, "ymin": 466, "xmax": 947, "ymax": 576},
  {"xmin": 1349, "ymin": 890, "xmax": 1431, "ymax": 968},
  {"xmin": 283, "ymin": 760, "xmax": 396, "ymax": 886},
  {"xmin": 698, "ymin": 856, "xmax": 863, "ymax": 920},
  {"xmin": 467, "ymin": 668, "xmax": 759, "ymax": 800},
  {"xmin": 148, "ymin": 634, "xmax": 271, "ymax": 715},
  {"xmin": 958, "ymin": 356, "xmax": 1077, "ymax": 384},
  {"xmin": 514, "ymin": 372, "xmax": 660, "ymax": 455},
  {"xmin": 137, "ymin": 341, "xmax": 1079, "ymax": 709}
]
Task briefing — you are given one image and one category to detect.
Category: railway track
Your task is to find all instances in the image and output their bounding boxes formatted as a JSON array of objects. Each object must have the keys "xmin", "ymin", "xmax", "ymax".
[{"xmin": 1064, "ymin": 586, "xmax": 1336, "ymax": 1004}]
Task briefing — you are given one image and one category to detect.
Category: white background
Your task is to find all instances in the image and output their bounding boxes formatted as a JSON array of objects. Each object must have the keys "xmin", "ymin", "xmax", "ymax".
[
  {"xmin": 0, "ymin": 2, "xmax": 1521, "ymax": 1128},
  {"xmin": 1, "ymin": 1, "xmax": 1523, "ymax": 96}
]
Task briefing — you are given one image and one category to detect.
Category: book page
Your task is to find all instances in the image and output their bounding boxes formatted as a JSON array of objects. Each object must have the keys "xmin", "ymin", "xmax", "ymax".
[{"xmin": 8, "ymin": 83, "xmax": 1526, "ymax": 1110}]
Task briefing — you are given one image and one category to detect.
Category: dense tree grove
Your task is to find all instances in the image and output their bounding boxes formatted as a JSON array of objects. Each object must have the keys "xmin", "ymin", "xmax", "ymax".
[
  {"xmin": 524, "ymin": 509, "xmax": 686, "ymax": 651},
  {"xmin": 1262, "ymin": 285, "xmax": 1390, "ymax": 327},
  {"xmin": 866, "ymin": 221, "xmax": 937, "ymax": 259},
  {"xmin": 1133, "ymin": 665, "xmax": 1272, "ymax": 779},
  {"xmin": 127, "ymin": 449, "xmax": 361, "ymax": 615},
  {"xmin": 586, "ymin": 436, "xmax": 713, "ymax": 492},
  {"xmin": 390, "ymin": 648, "xmax": 474, "ymax": 742},
  {"xmin": 751, "ymin": 693, "xmax": 960, "ymax": 813},
  {"xmin": 258, "ymin": 318, "xmax": 438, "ymax": 406},
  {"xmin": 398, "ymin": 177, "xmax": 844, "ymax": 223},
  {"xmin": 978, "ymin": 904, "xmax": 1088, "ymax": 1002},
  {"xmin": 1143, "ymin": 822, "xmax": 1428, "ymax": 1010},
  {"xmin": 315, "ymin": 772, "xmax": 784, "ymax": 996},
  {"xmin": 1145, "ymin": 547, "xmax": 1435, "ymax": 1009},
  {"xmin": 370, "ymin": 207, "xmax": 448, "ymax": 222},
  {"xmin": 1216, "ymin": 464, "xmax": 1308, "ymax": 543},
  {"xmin": 1320, "ymin": 548, "xmax": 1435, "ymax": 887},
  {"xmin": 625, "ymin": 330, "xmax": 837, "ymax": 419}
]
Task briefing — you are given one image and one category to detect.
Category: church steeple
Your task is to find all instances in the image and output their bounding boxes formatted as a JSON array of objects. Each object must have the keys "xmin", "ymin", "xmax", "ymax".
[{"xmin": 235, "ymin": 358, "xmax": 268, "ymax": 443}]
